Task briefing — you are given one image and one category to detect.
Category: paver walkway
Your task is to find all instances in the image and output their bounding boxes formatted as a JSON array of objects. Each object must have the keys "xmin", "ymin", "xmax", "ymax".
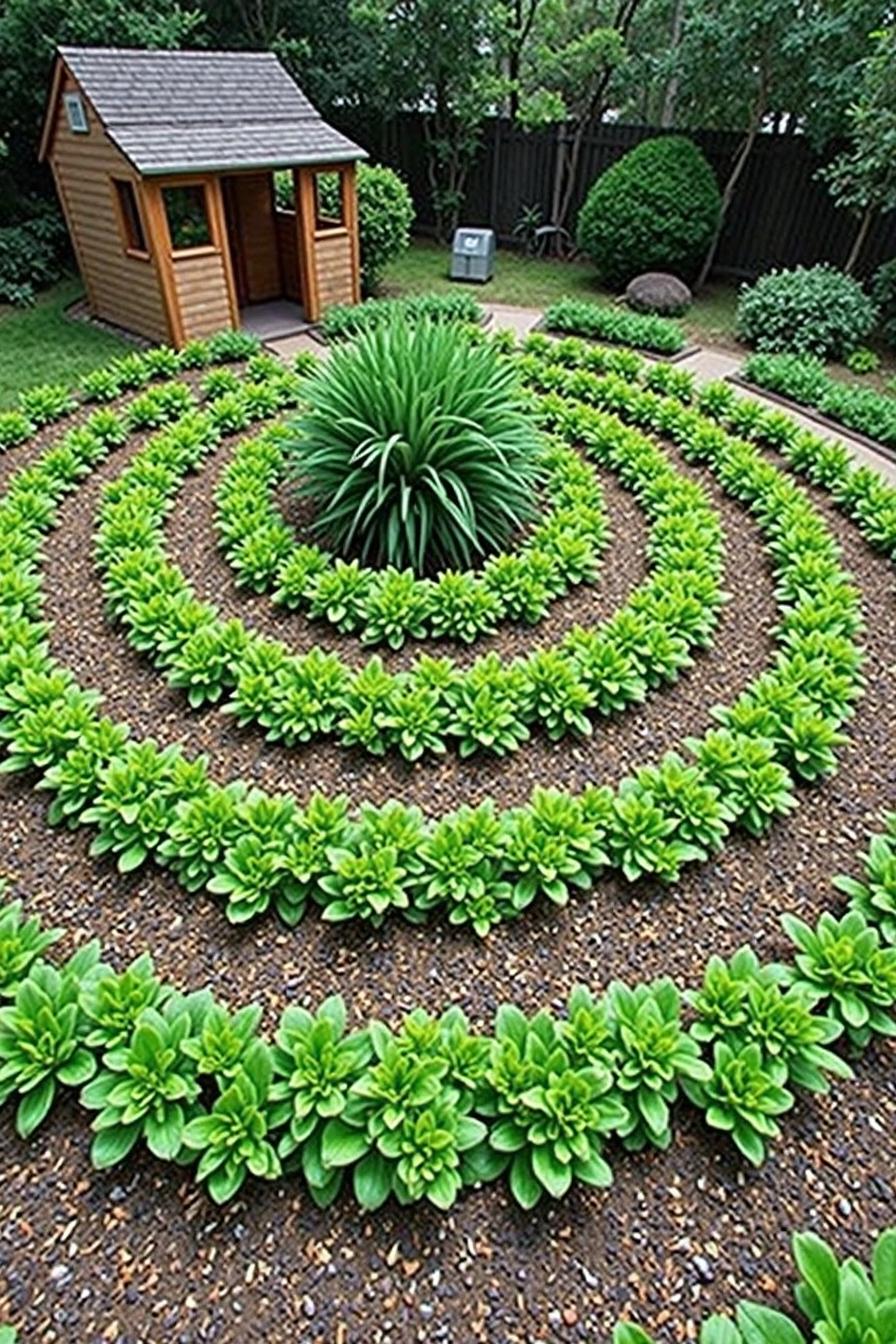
[{"xmin": 266, "ymin": 301, "xmax": 896, "ymax": 485}]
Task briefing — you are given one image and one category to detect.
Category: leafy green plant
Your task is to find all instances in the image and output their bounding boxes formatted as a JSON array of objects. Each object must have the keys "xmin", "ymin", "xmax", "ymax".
[
  {"xmin": 205, "ymin": 329, "xmax": 261, "ymax": 362},
  {"xmin": 201, "ymin": 366, "xmax": 242, "ymax": 401},
  {"xmin": 360, "ymin": 567, "xmax": 434, "ymax": 648},
  {"xmin": 306, "ymin": 560, "xmax": 373, "ymax": 632},
  {"xmin": 609, "ymin": 979, "xmax": 710, "ymax": 1149},
  {"xmin": 792, "ymin": 1226, "xmax": 896, "ymax": 1343},
  {"xmin": 448, "ymin": 653, "xmax": 530, "ymax": 757},
  {"xmin": 521, "ymin": 647, "xmax": 594, "ymax": 739},
  {"xmin": 81, "ymin": 952, "xmax": 170, "ymax": 1051},
  {"xmin": 688, "ymin": 729, "xmax": 797, "ymax": 837},
  {"xmin": 543, "ymin": 297, "xmax": 686, "ymax": 355},
  {"xmin": 181, "ymin": 1002, "xmax": 262, "ymax": 1081},
  {"xmin": 744, "ymin": 351, "xmax": 896, "ymax": 447},
  {"xmin": 846, "ymin": 346, "xmax": 880, "ymax": 374},
  {"xmin": 82, "ymin": 741, "xmax": 208, "ymax": 874},
  {"xmin": 688, "ymin": 947, "xmax": 851, "ymax": 1095},
  {"xmin": 125, "ymin": 382, "xmax": 194, "ymax": 431},
  {"xmin": 0, "ymin": 410, "xmax": 34, "ymax": 450},
  {"xmin": 182, "ymin": 1041, "xmax": 281, "ymax": 1202},
  {"xmin": 473, "ymin": 1005, "xmax": 626, "ymax": 1207},
  {"xmin": 18, "ymin": 382, "xmax": 77, "ymax": 426},
  {"xmin": 781, "ymin": 910, "xmax": 896, "ymax": 1050},
  {"xmin": 0, "ymin": 943, "xmax": 100, "ymax": 1136},
  {"xmin": 835, "ymin": 826, "xmax": 896, "ymax": 943},
  {"xmin": 427, "ymin": 570, "xmax": 502, "ymax": 643},
  {"xmin": 81, "ymin": 993, "xmax": 209, "ymax": 1168},
  {"xmin": 684, "ymin": 1040, "xmax": 794, "ymax": 1165},
  {"xmin": 269, "ymin": 995, "xmax": 372, "ymax": 1206},
  {"xmin": 737, "ymin": 265, "xmax": 877, "ymax": 359},
  {"xmin": 607, "ymin": 780, "xmax": 697, "ymax": 883},
  {"xmin": 318, "ymin": 292, "xmax": 483, "ymax": 342},
  {"xmin": 0, "ymin": 899, "xmax": 62, "ymax": 994},
  {"xmin": 416, "ymin": 803, "xmax": 514, "ymax": 935},
  {"xmin": 288, "ymin": 321, "xmax": 542, "ymax": 573},
  {"xmin": 321, "ymin": 1012, "xmax": 487, "ymax": 1209}
]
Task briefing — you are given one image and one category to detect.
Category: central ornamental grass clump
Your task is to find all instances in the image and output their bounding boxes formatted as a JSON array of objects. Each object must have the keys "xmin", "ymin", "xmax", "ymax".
[{"xmin": 288, "ymin": 321, "xmax": 543, "ymax": 574}]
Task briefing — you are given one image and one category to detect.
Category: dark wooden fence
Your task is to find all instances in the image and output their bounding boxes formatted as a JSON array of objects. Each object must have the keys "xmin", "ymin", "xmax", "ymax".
[{"xmin": 337, "ymin": 112, "xmax": 896, "ymax": 281}]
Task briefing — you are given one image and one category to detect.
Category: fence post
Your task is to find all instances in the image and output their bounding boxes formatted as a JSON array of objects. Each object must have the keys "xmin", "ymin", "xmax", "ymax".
[{"xmin": 489, "ymin": 118, "xmax": 502, "ymax": 230}]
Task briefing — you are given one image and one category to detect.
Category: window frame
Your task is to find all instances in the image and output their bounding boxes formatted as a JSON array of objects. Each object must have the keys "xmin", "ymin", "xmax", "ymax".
[
  {"xmin": 62, "ymin": 91, "xmax": 89, "ymax": 135},
  {"xmin": 312, "ymin": 168, "xmax": 348, "ymax": 236},
  {"xmin": 161, "ymin": 181, "xmax": 215, "ymax": 255},
  {"xmin": 111, "ymin": 177, "xmax": 150, "ymax": 261}
]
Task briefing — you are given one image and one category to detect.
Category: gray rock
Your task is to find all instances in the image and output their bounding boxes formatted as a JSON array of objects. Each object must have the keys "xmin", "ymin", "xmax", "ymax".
[{"xmin": 625, "ymin": 271, "xmax": 692, "ymax": 316}]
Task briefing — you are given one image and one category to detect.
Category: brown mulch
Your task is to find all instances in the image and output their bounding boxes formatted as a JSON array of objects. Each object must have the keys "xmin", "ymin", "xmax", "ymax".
[{"xmin": 0, "ymin": 412, "xmax": 894, "ymax": 1343}]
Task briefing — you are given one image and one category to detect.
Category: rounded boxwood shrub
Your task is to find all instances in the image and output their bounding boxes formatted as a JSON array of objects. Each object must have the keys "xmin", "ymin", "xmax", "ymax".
[
  {"xmin": 575, "ymin": 136, "xmax": 721, "ymax": 288},
  {"xmin": 288, "ymin": 321, "xmax": 542, "ymax": 574},
  {"xmin": 736, "ymin": 264, "xmax": 878, "ymax": 360},
  {"xmin": 870, "ymin": 258, "xmax": 896, "ymax": 350}
]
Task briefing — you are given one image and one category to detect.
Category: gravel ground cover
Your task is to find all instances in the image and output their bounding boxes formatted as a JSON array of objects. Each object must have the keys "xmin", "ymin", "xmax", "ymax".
[{"xmin": 0, "ymin": 330, "xmax": 894, "ymax": 1343}]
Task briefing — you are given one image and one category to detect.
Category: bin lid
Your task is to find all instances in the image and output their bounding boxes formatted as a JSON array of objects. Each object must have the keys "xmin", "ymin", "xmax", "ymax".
[{"xmin": 453, "ymin": 227, "xmax": 494, "ymax": 253}]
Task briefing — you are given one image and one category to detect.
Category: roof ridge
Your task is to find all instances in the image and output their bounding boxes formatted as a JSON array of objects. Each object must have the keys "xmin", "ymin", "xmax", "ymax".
[{"xmin": 58, "ymin": 45, "xmax": 277, "ymax": 58}]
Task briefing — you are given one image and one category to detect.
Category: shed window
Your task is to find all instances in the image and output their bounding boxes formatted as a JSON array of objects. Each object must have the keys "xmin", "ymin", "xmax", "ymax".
[
  {"xmin": 314, "ymin": 171, "xmax": 345, "ymax": 231},
  {"xmin": 113, "ymin": 180, "xmax": 148, "ymax": 255},
  {"xmin": 163, "ymin": 184, "xmax": 212, "ymax": 250},
  {"xmin": 63, "ymin": 91, "xmax": 88, "ymax": 134}
]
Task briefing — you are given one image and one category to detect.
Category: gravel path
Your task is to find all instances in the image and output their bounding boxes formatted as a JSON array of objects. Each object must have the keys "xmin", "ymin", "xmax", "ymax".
[{"xmin": 0, "ymin": 406, "xmax": 894, "ymax": 1343}]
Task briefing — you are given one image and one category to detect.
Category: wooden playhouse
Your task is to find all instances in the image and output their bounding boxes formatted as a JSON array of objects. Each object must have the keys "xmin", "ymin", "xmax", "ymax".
[{"xmin": 39, "ymin": 46, "xmax": 366, "ymax": 346}]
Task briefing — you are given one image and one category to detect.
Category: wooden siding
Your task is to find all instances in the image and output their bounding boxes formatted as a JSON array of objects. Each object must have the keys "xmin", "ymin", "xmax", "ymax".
[
  {"xmin": 48, "ymin": 75, "xmax": 169, "ymax": 342},
  {"xmin": 275, "ymin": 211, "xmax": 301, "ymax": 302},
  {"xmin": 172, "ymin": 251, "xmax": 233, "ymax": 340},
  {"xmin": 313, "ymin": 230, "xmax": 354, "ymax": 311}
]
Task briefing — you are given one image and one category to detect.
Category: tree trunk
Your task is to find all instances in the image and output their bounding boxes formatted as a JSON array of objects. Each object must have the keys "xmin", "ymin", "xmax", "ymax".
[
  {"xmin": 844, "ymin": 204, "xmax": 874, "ymax": 274},
  {"xmin": 548, "ymin": 0, "xmax": 645, "ymax": 248},
  {"xmin": 659, "ymin": 0, "xmax": 685, "ymax": 128},
  {"xmin": 695, "ymin": 77, "xmax": 767, "ymax": 292},
  {"xmin": 556, "ymin": 117, "xmax": 591, "ymax": 246}
]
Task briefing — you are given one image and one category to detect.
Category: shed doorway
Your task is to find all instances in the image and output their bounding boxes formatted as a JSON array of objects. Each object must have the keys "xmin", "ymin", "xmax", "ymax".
[{"xmin": 221, "ymin": 172, "xmax": 308, "ymax": 335}]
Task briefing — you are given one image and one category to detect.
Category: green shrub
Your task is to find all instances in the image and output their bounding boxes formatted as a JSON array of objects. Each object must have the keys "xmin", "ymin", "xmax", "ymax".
[
  {"xmin": 576, "ymin": 136, "xmax": 721, "ymax": 288},
  {"xmin": 0, "ymin": 206, "xmax": 68, "ymax": 306},
  {"xmin": 846, "ymin": 346, "xmax": 880, "ymax": 374},
  {"xmin": 288, "ymin": 321, "xmax": 542, "ymax": 573},
  {"xmin": 736, "ymin": 265, "xmax": 877, "ymax": 359},
  {"xmin": 542, "ymin": 297, "xmax": 685, "ymax": 354},
  {"xmin": 319, "ymin": 291, "xmax": 483, "ymax": 341},
  {"xmin": 870, "ymin": 258, "xmax": 896, "ymax": 349}
]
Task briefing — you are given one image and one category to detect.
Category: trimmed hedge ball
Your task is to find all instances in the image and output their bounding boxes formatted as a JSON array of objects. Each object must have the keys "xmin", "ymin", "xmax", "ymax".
[{"xmin": 576, "ymin": 136, "xmax": 721, "ymax": 288}]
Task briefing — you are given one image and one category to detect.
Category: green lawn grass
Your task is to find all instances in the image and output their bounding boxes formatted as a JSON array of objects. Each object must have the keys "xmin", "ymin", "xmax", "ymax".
[
  {"xmin": 0, "ymin": 276, "xmax": 131, "ymax": 409},
  {"xmin": 381, "ymin": 239, "xmax": 741, "ymax": 347}
]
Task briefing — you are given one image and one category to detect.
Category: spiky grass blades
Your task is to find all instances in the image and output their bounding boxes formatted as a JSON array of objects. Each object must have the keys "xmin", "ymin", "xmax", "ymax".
[{"xmin": 289, "ymin": 322, "xmax": 543, "ymax": 574}]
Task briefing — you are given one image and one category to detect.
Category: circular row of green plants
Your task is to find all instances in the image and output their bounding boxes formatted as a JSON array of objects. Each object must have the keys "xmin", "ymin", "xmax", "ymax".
[
  {"xmin": 521, "ymin": 330, "xmax": 896, "ymax": 560},
  {"xmin": 95, "ymin": 361, "xmax": 725, "ymax": 761},
  {"xmin": 214, "ymin": 405, "xmax": 609, "ymax": 648},
  {"xmin": 0, "ymin": 335, "xmax": 863, "ymax": 934},
  {"xmin": 0, "ymin": 807, "xmax": 893, "ymax": 1209},
  {"xmin": 0, "ymin": 328, "xmax": 261, "ymax": 450}
]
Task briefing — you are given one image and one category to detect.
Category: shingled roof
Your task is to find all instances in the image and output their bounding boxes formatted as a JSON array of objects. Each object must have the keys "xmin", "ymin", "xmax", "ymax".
[{"xmin": 51, "ymin": 46, "xmax": 366, "ymax": 175}]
